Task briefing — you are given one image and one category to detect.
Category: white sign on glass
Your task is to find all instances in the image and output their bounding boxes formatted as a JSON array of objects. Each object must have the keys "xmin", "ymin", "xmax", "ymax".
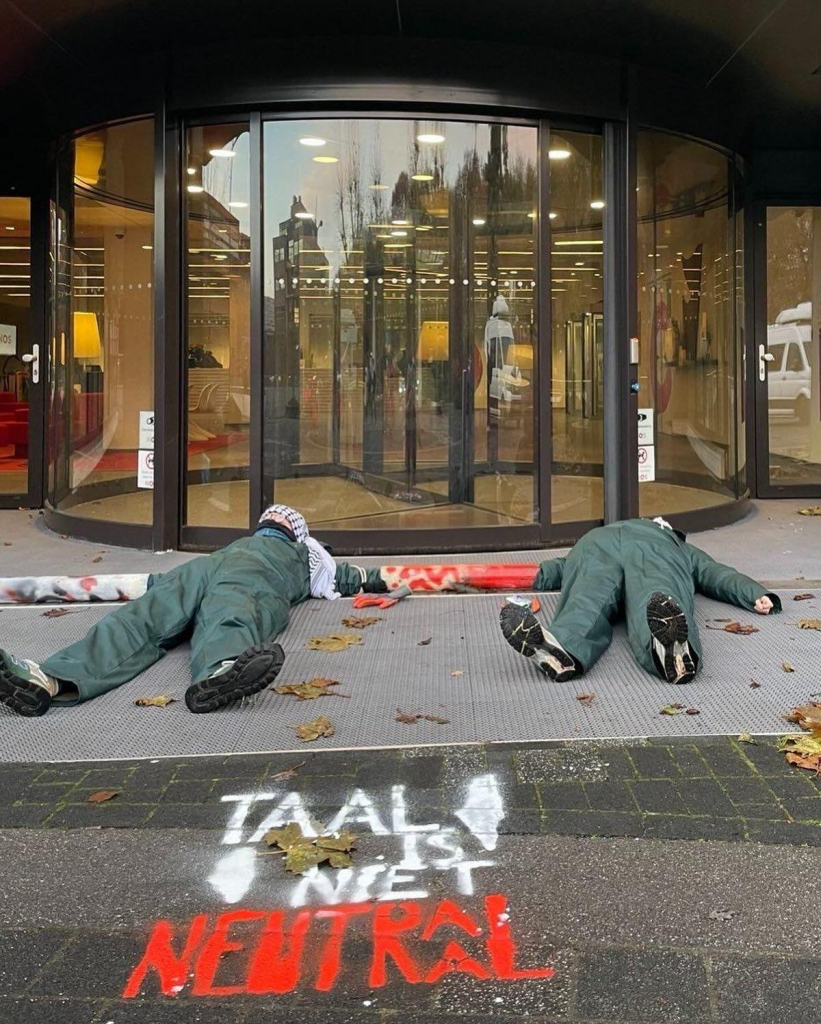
[
  {"xmin": 0, "ymin": 324, "xmax": 17, "ymax": 356},
  {"xmin": 638, "ymin": 444, "xmax": 656, "ymax": 483},
  {"xmin": 139, "ymin": 411, "xmax": 155, "ymax": 450},
  {"xmin": 137, "ymin": 449, "xmax": 155, "ymax": 489},
  {"xmin": 637, "ymin": 407, "xmax": 654, "ymax": 446}
]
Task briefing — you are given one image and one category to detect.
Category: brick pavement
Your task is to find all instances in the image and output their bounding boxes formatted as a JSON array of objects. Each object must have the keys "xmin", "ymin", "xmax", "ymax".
[{"xmin": 0, "ymin": 737, "xmax": 819, "ymax": 1023}]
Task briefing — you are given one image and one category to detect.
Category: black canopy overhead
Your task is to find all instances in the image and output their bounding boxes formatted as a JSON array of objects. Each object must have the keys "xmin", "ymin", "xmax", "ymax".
[{"xmin": 1, "ymin": 0, "xmax": 820, "ymax": 161}]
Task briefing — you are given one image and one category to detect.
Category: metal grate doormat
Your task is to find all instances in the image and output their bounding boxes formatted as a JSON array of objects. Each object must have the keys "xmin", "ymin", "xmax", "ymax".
[{"xmin": 0, "ymin": 594, "xmax": 811, "ymax": 762}]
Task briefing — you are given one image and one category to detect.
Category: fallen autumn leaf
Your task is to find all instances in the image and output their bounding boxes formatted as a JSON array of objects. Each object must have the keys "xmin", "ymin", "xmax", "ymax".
[
  {"xmin": 797, "ymin": 506, "xmax": 821, "ymax": 516},
  {"xmin": 340, "ymin": 616, "xmax": 382, "ymax": 629},
  {"xmin": 134, "ymin": 695, "xmax": 177, "ymax": 707},
  {"xmin": 705, "ymin": 621, "xmax": 759, "ymax": 635},
  {"xmin": 306, "ymin": 633, "xmax": 362, "ymax": 653},
  {"xmin": 262, "ymin": 821, "xmax": 357, "ymax": 874},
  {"xmin": 737, "ymin": 732, "xmax": 756, "ymax": 744},
  {"xmin": 268, "ymin": 761, "xmax": 307, "ymax": 782},
  {"xmin": 87, "ymin": 790, "xmax": 118, "ymax": 803},
  {"xmin": 797, "ymin": 618, "xmax": 821, "ymax": 631},
  {"xmin": 418, "ymin": 637, "xmax": 432, "ymax": 646},
  {"xmin": 793, "ymin": 593, "xmax": 815, "ymax": 601},
  {"xmin": 782, "ymin": 662, "xmax": 796, "ymax": 673},
  {"xmin": 274, "ymin": 678, "xmax": 344, "ymax": 700},
  {"xmin": 295, "ymin": 716, "xmax": 335, "ymax": 741},
  {"xmin": 41, "ymin": 608, "xmax": 76, "ymax": 618},
  {"xmin": 778, "ymin": 703, "xmax": 821, "ymax": 773},
  {"xmin": 576, "ymin": 693, "xmax": 596, "ymax": 706}
]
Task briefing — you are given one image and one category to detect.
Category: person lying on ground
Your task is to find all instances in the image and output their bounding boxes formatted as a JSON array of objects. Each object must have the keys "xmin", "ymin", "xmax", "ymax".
[
  {"xmin": 0, "ymin": 505, "xmax": 366, "ymax": 717},
  {"xmin": 500, "ymin": 516, "xmax": 780, "ymax": 685}
]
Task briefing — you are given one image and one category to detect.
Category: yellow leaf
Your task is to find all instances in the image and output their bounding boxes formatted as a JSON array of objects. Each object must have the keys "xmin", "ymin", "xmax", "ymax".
[
  {"xmin": 306, "ymin": 633, "xmax": 363, "ymax": 652},
  {"xmin": 797, "ymin": 619, "xmax": 821, "ymax": 631},
  {"xmin": 295, "ymin": 716, "xmax": 335, "ymax": 741},
  {"xmin": 274, "ymin": 678, "xmax": 341, "ymax": 700},
  {"xmin": 340, "ymin": 616, "xmax": 382, "ymax": 629},
  {"xmin": 134, "ymin": 695, "xmax": 177, "ymax": 707},
  {"xmin": 797, "ymin": 506, "xmax": 821, "ymax": 516},
  {"xmin": 262, "ymin": 822, "xmax": 357, "ymax": 874},
  {"xmin": 782, "ymin": 662, "xmax": 795, "ymax": 673}
]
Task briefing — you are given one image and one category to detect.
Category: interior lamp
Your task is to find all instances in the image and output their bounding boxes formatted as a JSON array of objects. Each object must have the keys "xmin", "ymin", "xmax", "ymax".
[
  {"xmin": 73, "ymin": 311, "xmax": 102, "ymax": 360},
  {"xmin": 418, "ymin": 321, "xmax": 449, "ymax": 361}
]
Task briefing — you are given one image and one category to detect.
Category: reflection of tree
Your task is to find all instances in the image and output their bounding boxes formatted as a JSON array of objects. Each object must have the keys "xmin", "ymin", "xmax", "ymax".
[
  {"xmin": 336, "ymin": 123, "xmax": 364, "ymax": 260},
  {"xmin": 368, "ymin": 127, "xmax": 387, "ymax": 229},
  {"xmin": 767, "ymin": 209, "xmax": 813, "ymax": 320}
]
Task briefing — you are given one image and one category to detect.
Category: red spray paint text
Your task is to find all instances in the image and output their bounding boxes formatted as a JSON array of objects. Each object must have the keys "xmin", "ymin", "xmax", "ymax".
[{"xmin": 124, "ymin": 894, "xmax": 553, "ymax": 998}]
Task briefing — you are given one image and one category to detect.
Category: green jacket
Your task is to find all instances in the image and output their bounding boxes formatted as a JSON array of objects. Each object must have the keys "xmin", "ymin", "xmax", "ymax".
[{"xmin": 533, "ymin": 518, "xmax": 780, "ymax": 675}]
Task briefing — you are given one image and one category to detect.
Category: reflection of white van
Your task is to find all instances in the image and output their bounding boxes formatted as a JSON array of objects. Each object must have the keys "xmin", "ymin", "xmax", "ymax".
[{"xmin": 767, "ymin": 301, "xmax": 811, "ymax": 422}]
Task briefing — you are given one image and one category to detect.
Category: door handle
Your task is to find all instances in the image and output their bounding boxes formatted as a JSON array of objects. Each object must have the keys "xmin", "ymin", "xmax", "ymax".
[
  {"xmin": 758, "ymin": 344, "xmax": 774, "ymax": 382},
  {"xmin": 21, "ymin": 343, "xmax": 39, "ymax": 384}
]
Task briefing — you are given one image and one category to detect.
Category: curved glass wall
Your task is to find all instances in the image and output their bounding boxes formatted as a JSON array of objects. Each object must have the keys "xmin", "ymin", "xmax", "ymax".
[
  {"xmin": 49, "ymin": 119, "xmax": 155, "ymax": 523},
  {"xmin": 44, "ymin": 114, "xmax": 749, "ymax": 547},
  {"xmin": 636, "ymin": 132, "xmax": 742, "ymax": 515}
]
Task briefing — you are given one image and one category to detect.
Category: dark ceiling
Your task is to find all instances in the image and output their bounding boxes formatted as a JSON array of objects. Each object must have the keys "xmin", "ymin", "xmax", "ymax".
[{"xmin": 1, "ymin": 0, "xmax": 820, "ymax": 153}]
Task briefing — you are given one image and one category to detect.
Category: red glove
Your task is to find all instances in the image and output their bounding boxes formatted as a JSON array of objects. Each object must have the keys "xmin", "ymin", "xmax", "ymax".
[{"xmin": 352, "ymin": 594, "xmax": 399, "ymax": 609}]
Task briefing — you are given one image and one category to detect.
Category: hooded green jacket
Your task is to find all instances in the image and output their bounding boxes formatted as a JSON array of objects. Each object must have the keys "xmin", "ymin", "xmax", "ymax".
[{"xmin": 533, "ymin": 518, "xmax": 780, "ymax": 676}]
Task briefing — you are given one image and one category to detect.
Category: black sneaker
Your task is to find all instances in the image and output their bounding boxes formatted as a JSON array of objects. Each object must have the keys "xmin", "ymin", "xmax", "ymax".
[
  {"xmin": 0, "ymin": 650, "xmax": 57, "ymax": 717},
  {"xmin": 185, "ymin": 643, "xmax": 285, "ymax": 713},
  {"xmin": 647, "ymin": 593, "xmax": 697, "ymax": 684},
  {"xmin": 499, "ymin": 604, "xmax": 579, "ymax": 681}
]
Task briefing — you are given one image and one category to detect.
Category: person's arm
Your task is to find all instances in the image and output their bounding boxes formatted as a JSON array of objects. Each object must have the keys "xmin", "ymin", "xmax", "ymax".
[
  {"xmin": 687, "ymin": 544, "xmax": 781, "ymax": 614},
  {"xmin": 533, "ymin": 557, "xmax": 566, "ymax": 592}
]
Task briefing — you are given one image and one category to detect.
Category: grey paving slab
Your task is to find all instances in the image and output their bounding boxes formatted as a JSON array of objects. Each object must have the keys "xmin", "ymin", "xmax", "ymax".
[
  {"xmin": 3, "ymin": 497, "xmax": 821, "ymax": 581},
  {"xmin": 3, "ymin": 826, "xmax": 821, "ymax": 958},
  {"xmin": 0, "ymin": 587, "xmax": 815, "ymax": 761}
]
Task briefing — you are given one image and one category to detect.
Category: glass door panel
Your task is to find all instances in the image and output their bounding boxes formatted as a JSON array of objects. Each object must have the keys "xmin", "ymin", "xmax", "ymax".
[
  {"xmin": 549, "ymin": 130, "xmax": 605, "ymax": 524},
  {"xmin": 261, "ymin": 117, "xmax": 539, "ymax": 533},
  {"xmin": 0, "ymin": 197, "xmax": 33, "ymax": 503},
  {"xmin": 183, "ymin": 123, "xmax": 251, "ymax": 529},
  {"xmin": 759, "ymin": 207, "xmax": 821, "ymax": 490}
]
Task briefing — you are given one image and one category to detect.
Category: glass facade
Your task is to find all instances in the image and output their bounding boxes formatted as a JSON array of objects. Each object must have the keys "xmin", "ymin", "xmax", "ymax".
[
  {"xmin": 48, "ymin": 119, "xmax": 155, "ymax": 522},
  {"xmin": 40, "ymin": 113, "xmax": 754, "ymax": 549},
  {"xmin": 763, "ymin": 207, "xmax": 821, "ymax": 486},
  {"xmin": 636, "ymin": 132, "xmax": 742, "ymax": 514}
]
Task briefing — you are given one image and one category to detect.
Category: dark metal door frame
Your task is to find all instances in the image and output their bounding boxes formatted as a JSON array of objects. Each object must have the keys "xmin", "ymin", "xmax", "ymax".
[{"xmin": 752, "ymin": 197, "xmax": 821, "ymax": 500}]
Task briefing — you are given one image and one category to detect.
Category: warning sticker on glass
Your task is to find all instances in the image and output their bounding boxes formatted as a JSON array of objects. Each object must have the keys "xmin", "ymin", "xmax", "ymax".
[
  {"xmin": 638, "ymin": 444, "xmax": 655, "ymax": 483},
  {"xmin": 137, "ymin": 449, "xmax": 154, "ymax": 489}
]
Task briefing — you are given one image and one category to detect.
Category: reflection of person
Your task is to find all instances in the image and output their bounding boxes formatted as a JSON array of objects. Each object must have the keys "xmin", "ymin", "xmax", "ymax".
[
  {"xmin": 484, "ymin": 295, "xmax": 515, "ymax": 400},
  {"xmin": 0, "ymin": 506, "xmax": 363, "ymax": 718},
  {"xmin": 500, "ymin": 517, "xmax": 779, "ymax": 685}
]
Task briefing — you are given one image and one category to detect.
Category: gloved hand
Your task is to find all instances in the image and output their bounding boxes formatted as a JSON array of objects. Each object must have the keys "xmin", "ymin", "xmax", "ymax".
[{"xmin": 352, "ymin": 594, "xmax": 399, "ymax": 610}]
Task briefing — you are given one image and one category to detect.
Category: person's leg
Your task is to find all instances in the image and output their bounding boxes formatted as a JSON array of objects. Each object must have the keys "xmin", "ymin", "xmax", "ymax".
[
  {"xmin": 184, "ymin": 553, "xmax": 292, "ymax": 713},
  {"xmin": 501, "ymin": 545, "xmax": 624, "ymax": 680},
  {"xmin": 0, "ymin": 557, "xmax": 214, "ymax": 717},
  {"xmin": 622, "ymin": 543, "xmax": 701, "ymax": 684}
]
